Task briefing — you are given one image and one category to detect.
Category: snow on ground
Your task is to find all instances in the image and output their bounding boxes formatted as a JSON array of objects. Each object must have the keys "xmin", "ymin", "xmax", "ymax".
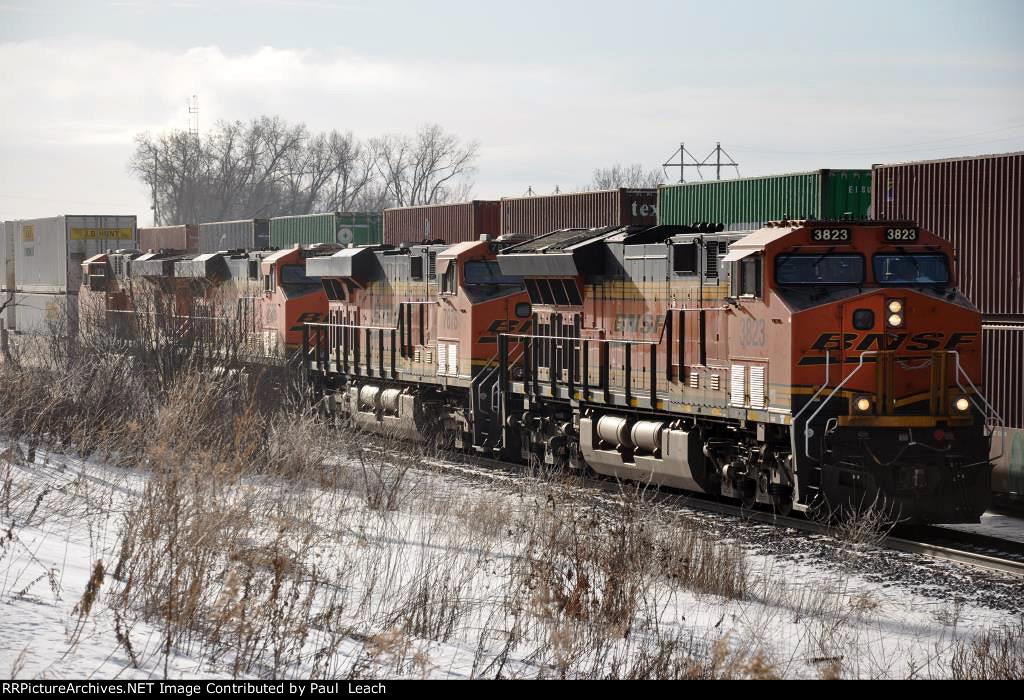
[
  {"xmin": 0, "ymin": 445, "xmax": 1020, "ymax": 680},
  {"xmin": 940, "ymin": 512, "xmax": 1024, "ymax": 544}
]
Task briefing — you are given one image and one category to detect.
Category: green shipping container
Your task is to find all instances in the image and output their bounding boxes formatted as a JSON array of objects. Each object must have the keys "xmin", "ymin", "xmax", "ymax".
[
  {"xmin": 657, "ymin": 169, "xmax": 871, "ymax": 230},
  {"xmin": 269, "ymin": 212, "xmax": 383, "ymax": 248}
]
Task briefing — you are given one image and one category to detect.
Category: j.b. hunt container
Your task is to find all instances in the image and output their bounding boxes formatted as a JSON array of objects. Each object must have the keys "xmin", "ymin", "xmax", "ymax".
[
  {"xmin": 657, "ymin": 170, "xmax": 871, "ymax": 231},
  {"xmin": 9, "ymin": 215, "xmax": 138, "ymax": 294},
  {"xmin": 270, "ymin": 212, "xmax": 383, "ymax": 249}
]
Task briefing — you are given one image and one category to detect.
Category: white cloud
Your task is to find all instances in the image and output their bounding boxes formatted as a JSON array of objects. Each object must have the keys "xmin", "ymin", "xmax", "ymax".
[{"xmin": 0, "ymin": 37, "xmax": 1021, "ymax": 221}]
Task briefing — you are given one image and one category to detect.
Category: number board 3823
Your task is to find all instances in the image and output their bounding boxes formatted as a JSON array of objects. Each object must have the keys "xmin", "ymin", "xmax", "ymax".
[
  {"xmin": 884, "ymin": 227, "xmax": 918, "ymax": 242},
  {"xmin": 811, "ymin": 228, "xmax": 850, "ymax": 242}
]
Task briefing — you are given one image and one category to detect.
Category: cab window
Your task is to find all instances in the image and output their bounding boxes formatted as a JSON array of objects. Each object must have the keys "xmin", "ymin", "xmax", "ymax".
[
  {"xmin": 731, "ymin": 255, "xmax": 763, "ymax": 297},
  {"xmin": 775, "ymin": 254, "xmax": 865, "ymax": 285},
  {"xmin": 873, "ymin": 254, "xmax": 950, "ymax": 286}
]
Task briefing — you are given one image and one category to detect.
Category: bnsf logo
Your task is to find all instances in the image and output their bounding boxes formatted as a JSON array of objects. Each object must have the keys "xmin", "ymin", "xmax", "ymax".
[
  {"xmin": 799, "ymin": 331, "xmax": 977, "ymax": 365},
  {"xmin": 290, "ymin": 312, "xmax": 325, "ymax": 332},
  {"xmin": 479, "ymin": 319, "xmax": 532, "ymax": 344}
]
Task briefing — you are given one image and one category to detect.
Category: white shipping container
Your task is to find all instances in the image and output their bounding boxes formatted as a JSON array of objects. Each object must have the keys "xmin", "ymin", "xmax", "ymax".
[
  {"xmin": 8, "ymin": 291, "xmax": 77, "ymax": 335},
  {"xmin": 12, "ymin": 215, "xmax": 138, "ymax": 293},
  {"xmin": 2, "ymin": 220, "xmax": 12, "ymax": 291}
]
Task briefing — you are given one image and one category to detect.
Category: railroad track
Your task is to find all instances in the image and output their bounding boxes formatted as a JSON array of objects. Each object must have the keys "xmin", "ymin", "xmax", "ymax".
[{"xmin": 405, "ymin": 447, "xmax": 1024, "ymax": 579}]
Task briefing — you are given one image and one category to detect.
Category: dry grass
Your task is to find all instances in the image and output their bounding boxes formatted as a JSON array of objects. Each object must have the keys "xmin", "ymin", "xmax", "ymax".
[
  {"xmin": 0, "ymin": 306, "xmax": 1015, "ymax": 679},
  {"xmin": 950, "ymin": 619, "xmax": 1024, "ymax": 680}
]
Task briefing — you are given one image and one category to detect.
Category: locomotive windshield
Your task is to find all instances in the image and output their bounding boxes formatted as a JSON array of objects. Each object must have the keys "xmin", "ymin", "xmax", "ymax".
[
  {"xmin": 775, "ymin": 254, "xmax": 865, "ymax": 285},
  {"xmin": 462, "ymin": 261, "xmax": 525, "ymax": 301},
  {"xmin": 280, "ymin": 264, "xmax": 322, "ymax": 296},
  {"xmin": 464, "ymin": 261, "xmax": 523, "ymax": 287},
  {"xmin": 873, "ymin": 254, "xmax": 950, "ymax": 286}
]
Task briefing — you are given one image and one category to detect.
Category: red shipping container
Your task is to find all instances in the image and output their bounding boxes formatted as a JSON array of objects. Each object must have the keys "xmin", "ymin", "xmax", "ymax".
[
  {"xmin": 500, "ymin": 188, "xmax": 658, "ymax": 237},
  {"xmin": 872, "ymin": 152, "xmax": 1023, "ymax": 317},
  {"xmin": 383, "ymin": 201, "xmax": 500, "ymax": 246},
  {"xmin": 984, "ymin": 322, "xmax": 1024, "ymax": 430},
  {"xmin": 138, "ymin": 224, "xmax": 199, "ymax": 253}
]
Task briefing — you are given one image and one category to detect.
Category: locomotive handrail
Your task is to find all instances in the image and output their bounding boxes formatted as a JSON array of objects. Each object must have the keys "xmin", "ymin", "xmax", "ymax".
[
  {"xmin": 950, "ymin": 350, "xmax": 1006, "ymax": 461},
  {"xmin": 802, "ymin": 351, "xmax": 880, "ymax": 461}
]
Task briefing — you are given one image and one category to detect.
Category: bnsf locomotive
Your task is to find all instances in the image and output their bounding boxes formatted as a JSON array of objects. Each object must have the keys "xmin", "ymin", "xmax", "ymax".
[{"xmin": 303, "ymin": 221, "xmax": 999, "ymax": 524}]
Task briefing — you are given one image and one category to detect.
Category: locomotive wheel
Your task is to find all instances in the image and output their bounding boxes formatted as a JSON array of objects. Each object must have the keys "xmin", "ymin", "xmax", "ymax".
[
  {"xmin": 740, "ymin": 479, "xmax": 757, "ymax": 509},
  {"xmin": 772, "ymin": 493, "xmax": 793, "ymax": 517}
]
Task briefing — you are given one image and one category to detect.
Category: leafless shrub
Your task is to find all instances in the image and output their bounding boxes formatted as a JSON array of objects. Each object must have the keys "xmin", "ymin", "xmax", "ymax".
[{"xmin": 950, "ymin": 619, "xmax": 1024, "ymax": 680}]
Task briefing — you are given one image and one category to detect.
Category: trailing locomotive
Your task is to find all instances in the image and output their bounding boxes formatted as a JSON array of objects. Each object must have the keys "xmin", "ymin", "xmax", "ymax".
[
  {"xmin": 77, "ymin": 245, "xmax": 329, "ymax": 361},
  {"xmin": 304, "ymin": 237, "xmax": 529, "ymax": 448},
  {"xmin": 303, "ymin": 221, "xmax": 998, "ymax": 524}
]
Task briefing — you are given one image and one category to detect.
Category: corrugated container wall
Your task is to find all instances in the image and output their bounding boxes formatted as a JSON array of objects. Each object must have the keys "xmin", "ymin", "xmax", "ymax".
[
  {"xmin": 383, "ymin": 201, "xmax": 500, "ymax": 246},
  {"xmin": 984, "ymin": 323, "xmax": 1024, "ymax": 430},
  {"xmin": 658, "ymin": 170, "xmax": 872, "ymax": 231},
  {"xmin": 11, "ymin": 215, "xmax": 138, "ymax": 293},
  {"xmin": 139, "ymin": 224, "xmax": 199, "ymax": 253},
  {"xmin": 872, "ymin": 152, "xmax": 1023, "ymax": 317},
  {"xmin": 500, "ymin": 189, "xmax": 657, "ymax": 237},
  {"xmin": 270, "ymin": 212, "xmax": 383, "ymax": 248},
  {"xmin": 199, "ymin": 219, "xmax": 270, "ymax": 253}
]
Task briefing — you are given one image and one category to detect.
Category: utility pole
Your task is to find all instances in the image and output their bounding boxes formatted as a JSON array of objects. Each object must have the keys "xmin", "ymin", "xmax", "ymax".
[
  {"xmin": 188, "ymin": 94, "xmax": 200, "ymax": 141},
  {"xmin": 151, "ymin": 150, "xmax": 160, "ymax": 226}
]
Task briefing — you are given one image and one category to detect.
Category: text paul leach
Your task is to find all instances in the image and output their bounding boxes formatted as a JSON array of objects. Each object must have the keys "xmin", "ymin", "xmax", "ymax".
[{"xmin": 2, "ymin": 682, "xmax": 387, "ymax": 696}]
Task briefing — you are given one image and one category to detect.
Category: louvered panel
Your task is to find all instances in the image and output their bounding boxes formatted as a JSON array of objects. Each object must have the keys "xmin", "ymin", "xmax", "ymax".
[
  {"xmin": 749, "ymin": 366, "xmax": 766, "ymax": 409},
  {"xmin": 730, "ymin": 364, "xmax": 745, "ymax": 406},
  {"xmin": 414, "ymin": 347, "xmax": 422, "ymax": 363},
  {"xmin": 710, "ymin": 373, "xmax": 720, "ymax": 391},
  {"xmin": 437, "ymin": 343, "xmax": 447, "ymax": 375},
  {"xmin": 690, "ymin": 371, "xmax": 699, "ymax": 389},
  {"xmin": 448, "ymin": 343, "xmax": 459, "ymax": 377}
]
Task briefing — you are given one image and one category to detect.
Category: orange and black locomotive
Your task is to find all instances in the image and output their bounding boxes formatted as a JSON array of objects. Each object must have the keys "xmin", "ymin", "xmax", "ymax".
[{"xmin": 303, "ymin": 222, "xmax": 998, "ymax": 524}]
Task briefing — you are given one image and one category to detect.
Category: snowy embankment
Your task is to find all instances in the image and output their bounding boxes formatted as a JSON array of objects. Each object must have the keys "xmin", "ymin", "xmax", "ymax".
[{"xmin": 1, "ymin": 442, "xmax": 1021, "ymax": 680}]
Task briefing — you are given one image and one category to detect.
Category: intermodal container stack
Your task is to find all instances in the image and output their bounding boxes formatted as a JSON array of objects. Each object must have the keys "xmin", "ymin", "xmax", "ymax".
[
  {"xmin": 657, "ymin": 170, "xmax": 871, "ymax": 231},
  {"xmin": 4, "ymin": 214, "xmax": 138, "ymax": 333},
  {"xmin": 500, "ymin": 189, "xmax": 657, "ymax": 237},
  {"xmin": 872, "ymin": 150, "xmax": 1024, "ymax": 491},
  {"xmin": 139, "ymin": 224, "xmax": 199, "ymax": 253},
  {"xmin": 872, "ymin": 152, "xmax": 1023, "ymax": 319},
  {"xmin": 199, "ymin": 219, "xmax": 270, "ymax": 254},
  {"xmin": 270, "ymin": 212, "xmax": 383, "ymax": 249},
  {"xmin": 383, "ymin": 201, "xmax": 500, "ymax": 246}
]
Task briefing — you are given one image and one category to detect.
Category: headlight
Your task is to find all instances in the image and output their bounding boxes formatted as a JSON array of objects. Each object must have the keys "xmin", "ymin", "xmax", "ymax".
[
  {"xmin": 887, "ymin": 299, "xmax": 905, "ymax": 328},
  {"xmin": 888, "ymin": 300, "xmax": 903, "ymax": 314},
  {"xmin": 887, "ymin": 313, "xmax": 904, "ymax": 328},
  {"xmin": 954, "ymin": 397, "xmax": 970, "ymax": 413},
  {"xmin": 854, "ymin": 396, "xmax": 872, "ymax": 413}
]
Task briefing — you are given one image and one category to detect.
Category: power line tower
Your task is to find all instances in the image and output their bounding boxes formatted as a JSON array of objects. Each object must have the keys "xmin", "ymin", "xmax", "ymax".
[{"xmin": 662, "ymin": 141, "xmax": 740, "ymax": 183}]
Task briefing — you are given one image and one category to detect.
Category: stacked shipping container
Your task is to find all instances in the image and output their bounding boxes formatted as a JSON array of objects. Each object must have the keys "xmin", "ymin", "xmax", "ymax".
[
  {"xmin": 383, "ymin": 201, "xmax": 500, "ymax": 246},
  {"xmin": 872, "ymin": 152, "xmax": 1023, "ymax": 319},
  {"xmin": 657, "ymin": 170, "xmax": 872, "ymax": 230},
  {"xmin": 4, "ymin": 215, "xmax": 138, "ymax": 333},
  {"xmin": 139, "ymin": 224, "xmax": 199, "ymax": 253},
  {"xmin": 872, "ymin": 152, "xmax": 1023, "ymax": 490},
  {"xmin": 500, "ymin": 189, "xmax": 657, "ymax": 237},
  {"xmin": 199, "ymin": 219, "xmax": 270, "ymax": 254},
  {"xmin": 270, "ymin": 212, "xmax": 383, "ymax": 249}
]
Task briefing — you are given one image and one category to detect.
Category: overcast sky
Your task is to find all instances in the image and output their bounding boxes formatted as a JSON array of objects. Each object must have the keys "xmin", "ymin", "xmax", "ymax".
[{"xmin": 1, "ymin": 0, "xmax": 1022, "ymax": 224}]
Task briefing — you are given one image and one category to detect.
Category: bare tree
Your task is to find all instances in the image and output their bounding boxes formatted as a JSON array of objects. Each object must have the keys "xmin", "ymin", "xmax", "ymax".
[
  {"xmin": 130, "ymin": 118, "xmax": 478, "ymax": 224},
  {"xmin": 588, "ymin": 163, "xmax": 664, "ymax": 190},
  {"xmin": 373, "ymin": 124, "xmax": 478, "ymax": 207}
]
